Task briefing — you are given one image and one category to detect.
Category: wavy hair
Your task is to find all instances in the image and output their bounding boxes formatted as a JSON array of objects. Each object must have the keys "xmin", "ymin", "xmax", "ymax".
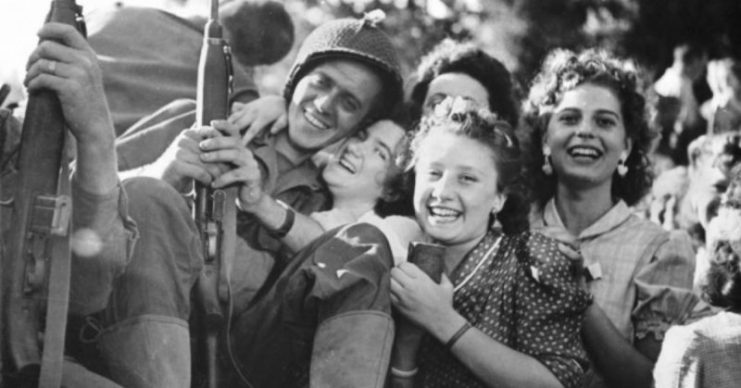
[
  {"xmin": 408, "ymin": 39, "xmax": 519, "ymax": 127},
  {"xmin": 523, "ymin": 48, "xmax": 656, "ymax": 207},
  {"xmin": 401, "ymin": 98, "xmax": 529, "ymax": 234}
]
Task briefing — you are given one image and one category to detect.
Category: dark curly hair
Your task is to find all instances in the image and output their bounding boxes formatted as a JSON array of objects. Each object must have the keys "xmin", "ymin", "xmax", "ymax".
[
  {"xmin": 373, "ymin": 109, "xmax": 416, "ymax": 217},
  {"xmin": 702, "ymin": 240, "xmax": 741, "ymax": 312},
  {"xmin": 401, "ymin": 99, "xmax": 530, "ymax": 234},
  {"xmin": 523, "ymin": 48, "xmax": 656, "ymax": 207},
  {"xmin": 408, "ymin": 39, "xmax": 519, "ymax": 127}
]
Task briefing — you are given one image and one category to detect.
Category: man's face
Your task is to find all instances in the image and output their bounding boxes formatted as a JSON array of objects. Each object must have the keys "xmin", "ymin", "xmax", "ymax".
[{"xmin": 286, "ymin": 60, "xmax": 383, "ymax": 155}]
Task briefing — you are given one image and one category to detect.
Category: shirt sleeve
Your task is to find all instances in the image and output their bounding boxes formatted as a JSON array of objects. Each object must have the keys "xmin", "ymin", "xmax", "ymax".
[
  {"xmin": 515, "ymin": 233, "xmax": 591, "ymax": 388},
  {"xmin": 653, "ymin": 325, "xmax": 703, "ymax": 388},
  {"xmin": 632, "ymin": 230, "xmax": 699, "ymax": 341},
  {"xmin": 230, "ymin": 64, "xmax": 259, "ymax": 105},
  {"xmin": 69, "ymin": 179, "xmax": 138, "ymax": 316}
]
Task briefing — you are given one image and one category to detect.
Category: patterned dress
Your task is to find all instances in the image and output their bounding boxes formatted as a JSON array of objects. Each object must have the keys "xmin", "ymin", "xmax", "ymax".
[{"xmin": 416, "ymin": 230, "xmax": 591, "ymax": 388}]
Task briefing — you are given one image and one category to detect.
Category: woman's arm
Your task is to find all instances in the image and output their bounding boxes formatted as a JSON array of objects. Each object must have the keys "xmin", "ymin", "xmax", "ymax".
[
  {"xmin": 582, "ymin": 303, "xmax": 654, "ymax": 388},
  {"xmin": 390, "ymin": 263, "xmax": 563, "ymax": 388},
  {"xmin": 433, "ymin": 310, "xmax": 563, "ymax": 388}
]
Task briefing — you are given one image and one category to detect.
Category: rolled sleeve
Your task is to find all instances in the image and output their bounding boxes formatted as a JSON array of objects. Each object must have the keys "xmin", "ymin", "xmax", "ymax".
[
  {"xmin": 633, "ymin": 231, "xmax": 699, "ymax": 341},
  {"xmin": 230, "ymin": 65, "xmax": 259, "ymax": 105},
  {"xmin": 69, "ymin": 180, "xmax": 138, "ymax": 316}
]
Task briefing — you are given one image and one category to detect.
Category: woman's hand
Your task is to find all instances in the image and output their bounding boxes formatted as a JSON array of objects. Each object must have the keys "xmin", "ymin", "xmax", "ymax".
[
  {"xmin": 390, "ymin": 262, "xmax": 457, "ymax": 332},
  {"xmin": 229, "ymin": 95, "xmax": 287, "ymax": 145},
  {"xmin": 534, "ymin": 225, "xmax": 587, "ymax": 289}
]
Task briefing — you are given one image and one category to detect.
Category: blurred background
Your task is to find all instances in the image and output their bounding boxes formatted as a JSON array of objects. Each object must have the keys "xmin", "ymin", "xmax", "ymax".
[{"xmin": 2, "ymin": 0, "xmax": 741, "ymax": 103}]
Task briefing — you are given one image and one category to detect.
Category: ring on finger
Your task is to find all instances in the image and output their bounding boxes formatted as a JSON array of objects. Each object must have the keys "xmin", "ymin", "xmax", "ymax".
[{"xmin": 47, "ymin": 60, "xmax": 57, "ymax": 75}]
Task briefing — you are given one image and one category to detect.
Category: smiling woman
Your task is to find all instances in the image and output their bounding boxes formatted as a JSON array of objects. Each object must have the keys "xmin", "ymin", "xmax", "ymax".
[
  {"xmin": 525, "ymin": 49, "xmax": 699, "ymax": 388},
  {"xmin": 388, "ymin": 100, "xmax": 591, "ymax": 388}
]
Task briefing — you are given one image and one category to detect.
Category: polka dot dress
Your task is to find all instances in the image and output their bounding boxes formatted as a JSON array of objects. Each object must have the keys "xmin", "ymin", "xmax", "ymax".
[{"xmin": 416, "ymin": 230, "xmax": 591, "ymax": 388}]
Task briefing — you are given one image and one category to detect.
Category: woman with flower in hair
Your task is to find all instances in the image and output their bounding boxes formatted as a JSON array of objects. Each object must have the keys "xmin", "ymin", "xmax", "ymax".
[
  {"xmin": 388, "ymin": 99, "xmax": 590, "ymax": 388},
  {"xmin": 524, "ymin": 49, "xmax": 699, "ymax": 388}
]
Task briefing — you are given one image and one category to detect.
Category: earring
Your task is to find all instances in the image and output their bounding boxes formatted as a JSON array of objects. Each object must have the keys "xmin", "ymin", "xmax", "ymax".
[
  {"xmin": 490, "ymin": 210, "xmax": 499, "ymax": 228},
  {"xmin": 617, "ymin": 152, "xmax": 628, "ymax": 177},
  {"xmin": 542, "ymin": 146, "xmax": 553, "ymax": 176}
]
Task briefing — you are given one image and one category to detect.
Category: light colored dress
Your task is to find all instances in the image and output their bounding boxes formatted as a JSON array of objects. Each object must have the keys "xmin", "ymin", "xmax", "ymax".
[
  {"xmin": 532, "ymin": 199, "xmax": 700, "ymax": 387},
  {"xmin": 654, "ymin": 311, "xmax": 741, "ymax": 388}
]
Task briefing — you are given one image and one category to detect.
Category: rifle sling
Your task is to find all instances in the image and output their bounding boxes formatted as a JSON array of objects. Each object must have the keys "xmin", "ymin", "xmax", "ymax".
[{"xmin": 38, "ymin": 162, "xmax": 72, "ymax": 388}]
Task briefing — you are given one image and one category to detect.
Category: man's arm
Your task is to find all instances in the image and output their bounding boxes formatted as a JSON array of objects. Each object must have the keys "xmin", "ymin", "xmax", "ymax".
[
  {"xmin": 25, "ymin": 23, "xmax": 117, "ymax": 194},
  {"xmin": 237, "ymin": 193, "xmax": 326, "ymax": 254}
]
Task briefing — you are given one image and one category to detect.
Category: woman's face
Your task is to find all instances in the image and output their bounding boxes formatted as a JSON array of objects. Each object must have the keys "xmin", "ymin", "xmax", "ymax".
[
  {"xmin": 544, "ymin": 83, "xmax": 632, "ymax": 190},
  {"xmin": 322, "ymin": 120, "xmax": 406, "ymax": 203},
  {"xmin": 414, "ymin": 131, "xmax": 504, "ymax": 248},
  {"xmin": 422, "ymin": 72, "xmax": 490, "ymax": 114}
]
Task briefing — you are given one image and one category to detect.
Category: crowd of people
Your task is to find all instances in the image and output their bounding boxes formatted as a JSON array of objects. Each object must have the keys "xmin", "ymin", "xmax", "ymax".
[{"xmin": 1, "ymin": 1, "xmax": 741, "ymax": 387}]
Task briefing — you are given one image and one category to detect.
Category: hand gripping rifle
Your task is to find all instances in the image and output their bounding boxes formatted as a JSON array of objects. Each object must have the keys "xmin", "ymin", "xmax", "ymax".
[
  {"xmin": 0, "ymin": 1, "xmax": 85, "ymax": 387},
  {"xmin": 192, "ymin": 0, "xmax": 237, "ymax": 387}
]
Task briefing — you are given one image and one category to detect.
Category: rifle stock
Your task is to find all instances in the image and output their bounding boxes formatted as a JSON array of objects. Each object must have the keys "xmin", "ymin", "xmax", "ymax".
[
  {"xmin": 1, "ymin": 1, "xmax": 83, "ymax": 387},
  {"xmin": 193, "ymin": 1, "xmax": 236, "ymax": 387}
]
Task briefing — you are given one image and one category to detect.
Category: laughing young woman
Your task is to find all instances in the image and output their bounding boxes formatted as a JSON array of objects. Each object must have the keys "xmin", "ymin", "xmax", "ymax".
[
  {"xmin": 524, "ymin": 49, "xmax": 699, "ymax": 388},
  {"xmin": 388, "ymin": 101, "xmax": 591, "ymax": 388}
]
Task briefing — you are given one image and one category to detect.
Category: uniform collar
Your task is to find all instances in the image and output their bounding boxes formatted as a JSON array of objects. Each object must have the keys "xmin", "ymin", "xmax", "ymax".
[{"xmin": 250, "ymin": 135, "xmax": 323, "ymax": 195}]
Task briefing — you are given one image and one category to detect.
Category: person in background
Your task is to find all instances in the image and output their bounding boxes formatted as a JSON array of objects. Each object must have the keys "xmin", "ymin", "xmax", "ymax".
[
  {"xmin": 406, "ymin": 38, "xmax": 519, "ymax": 127},
  {"xmin": 702, "ymin": 57, "xmax": 741, "ymax": 134},
  {"xmin": 654, "ymin": 165, "xmax": 741, "ymax": 388},
  {"xmin": 647, "ymin": 133, "xmax": 741, "ymax": 275},
  {"xmin": 388, "ymin": 100, "xmax": 590, "ymax": 388},
  {"xmin": 88, "ymin": 0, "xmax": 294, "ymax": 135},
  {"xmin": 525, "ymin": 48, "xmax": 699, "ymax": 388},
  {"xmin": 652, "ymin": 43, "xmax": 708, "ymax": 167}
]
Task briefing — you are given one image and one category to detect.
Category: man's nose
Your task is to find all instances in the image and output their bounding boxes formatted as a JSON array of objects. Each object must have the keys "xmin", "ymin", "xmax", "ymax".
[{"xmin": 313, "ymin": 92, "xmax": 334, "ymax": 114}]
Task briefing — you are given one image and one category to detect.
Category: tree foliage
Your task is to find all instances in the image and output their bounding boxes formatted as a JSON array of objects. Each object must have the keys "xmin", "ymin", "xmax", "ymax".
[{"xmin": 259, "ymin": 0, "xmax": 741, "ymax": 95}]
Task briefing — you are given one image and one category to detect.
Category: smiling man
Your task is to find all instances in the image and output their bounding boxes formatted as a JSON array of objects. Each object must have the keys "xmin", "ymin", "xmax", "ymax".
[{"xmin": 100, "ymin": 14, "xmax": 403, "ymax": 388}]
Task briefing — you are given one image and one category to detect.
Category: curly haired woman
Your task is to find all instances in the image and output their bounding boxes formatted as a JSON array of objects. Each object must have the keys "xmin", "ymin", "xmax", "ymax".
[{"xmin": 524, "ymin": 49, "xmax": 699, "ymax": 388}]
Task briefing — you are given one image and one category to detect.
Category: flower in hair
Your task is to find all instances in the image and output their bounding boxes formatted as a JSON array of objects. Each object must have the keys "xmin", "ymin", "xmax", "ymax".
[{"xmin": 363, "ymin": 9, "xmax": 386, "ymax": 27}]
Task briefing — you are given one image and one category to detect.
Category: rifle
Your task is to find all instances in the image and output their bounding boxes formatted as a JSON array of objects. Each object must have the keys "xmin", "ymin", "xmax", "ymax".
[
  {"xmin": 0, "ymin": 1, "xmax": 85, "ymax": 387},
  {"xmin": 192, "ymin": 0, "xmax": 237, "ymax": 387}
]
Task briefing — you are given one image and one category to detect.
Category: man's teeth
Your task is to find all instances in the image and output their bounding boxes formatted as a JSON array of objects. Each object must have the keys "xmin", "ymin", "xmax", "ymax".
[{"xmin": 305, "ymin": 112, "xmax": 329, "ymax": 130}]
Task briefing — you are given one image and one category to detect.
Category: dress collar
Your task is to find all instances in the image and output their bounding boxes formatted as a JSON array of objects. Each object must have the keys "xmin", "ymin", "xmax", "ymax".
[{"xmin": 542, "ymin": 198, "xmax": 633, "ymax": 240}]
